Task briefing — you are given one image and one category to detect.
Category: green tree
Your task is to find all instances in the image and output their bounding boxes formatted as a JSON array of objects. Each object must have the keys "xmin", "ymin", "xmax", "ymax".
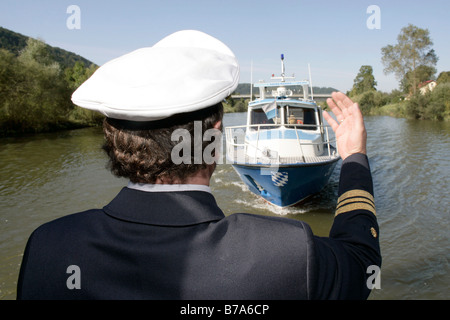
[
  {"xmin": 404, "ymin": 79, "xmax": 450, "ymax": 121},
  {"xmin": 427, "ymin": 83, "xmax": 450, "ymax": 121},
  {"xmin": 350, "ymin": 65, "xmax": 377, "ymax": 96},
  {"xmin": 381, "ymin": 24, "xmax": 438, "ymax": 94},
  {"xmin": 353, "ymin": 90, "xmax": 389, "ymax": 114},
  {"xmin": 400, "ymin": 65, "xmax": 436, "ymax": 94},
  {"xmin": 405, "ymin": 92, "xmax": 430, "ymax": 120},
  {"xmin": 0, "ymin": 36, "xmax": 104, "ymax": 136},
  {"xmin": 436, "ymin": 71, "xmax": 450, "ymax": 85},
  {"xmin": 0, "ymin": 49, "xmax": 22, "ymax": 129},
  {"xmin": 18, "ymin": 37, "xmax": 55, "ymax": 66},
  {"xmin": 387, "ymin": 89, "xmax": 405, "ymax": 104},
  {"xmin": 234, "ymin": 99, "xmax": 247, "ymax": 113},
  {"xmin": 64, "ymin": 62, "xmax": 102, "ymax": 125},
  {"xmin": 0, "ymin": 38, "xmax": 73, "ymax": 134},
  {"xmin": 65, "ymin": 61, "xmax": 98, "ymax": 90}
]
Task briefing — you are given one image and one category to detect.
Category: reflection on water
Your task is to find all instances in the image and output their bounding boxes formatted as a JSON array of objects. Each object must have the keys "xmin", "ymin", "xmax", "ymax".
[{"xmin": 0, "ymin": 114, "xmax": 449, "ymax": 299}]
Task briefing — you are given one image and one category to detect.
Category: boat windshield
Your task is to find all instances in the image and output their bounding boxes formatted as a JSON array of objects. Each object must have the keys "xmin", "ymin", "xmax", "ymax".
[
  {"xmin": 250, "ymin": 106, "xmax": 282, "ymax": 125},
  {"xmin": 250, "ymin": 105, "xmax": 317, "ymax": 130},
  {"xmin": 285, "ymin": 106, "xmax": 316, "ymax": 130}
]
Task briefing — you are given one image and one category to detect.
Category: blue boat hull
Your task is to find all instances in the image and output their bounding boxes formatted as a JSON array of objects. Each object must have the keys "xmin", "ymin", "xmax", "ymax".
[{"xmin": 232, "ymin": 160, "xmax": 339, "ymax": 207}]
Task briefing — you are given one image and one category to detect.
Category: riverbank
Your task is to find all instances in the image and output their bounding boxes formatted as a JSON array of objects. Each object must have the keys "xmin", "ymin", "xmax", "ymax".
[
  {"xmin": 368, "ymin": 102, "xmax": 407, "ymax": 118},
  {"xmin": 368, "ymin": 99, "xmax": 450, "ymax": 121},
  {"xmin": 2, "ymin": 87, "xmax": 448, "ymax": 138},
  {"xmin": 350, "ymin": 84, "xmax": 450, "ymax": 121},
  {"xmin": 0, "ymin": 115, "xmax": 103, "ymax": 138}
]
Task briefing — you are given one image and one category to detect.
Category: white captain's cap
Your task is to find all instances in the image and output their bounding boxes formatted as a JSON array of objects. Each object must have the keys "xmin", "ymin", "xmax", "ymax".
[{"xmin": 71, "ymin": 30, "xmax": 239, "ymax": 121}]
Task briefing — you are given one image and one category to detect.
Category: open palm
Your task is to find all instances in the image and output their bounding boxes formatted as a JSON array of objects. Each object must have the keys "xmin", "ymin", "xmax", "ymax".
[{"xmin": 323, "ymin": 92, "xmax": 367, "ymax": 161}]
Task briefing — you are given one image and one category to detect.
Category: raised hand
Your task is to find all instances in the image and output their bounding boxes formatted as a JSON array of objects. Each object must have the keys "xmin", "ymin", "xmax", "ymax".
[{"xmin": 323, "ymin": 92, "xmax": 367, "ymax": 161}]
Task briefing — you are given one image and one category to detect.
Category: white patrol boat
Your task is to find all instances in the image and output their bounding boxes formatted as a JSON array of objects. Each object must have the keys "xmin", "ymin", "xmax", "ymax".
[{"xmin": 225, "ymin": 55, "xmax": 340, "ymax": 207}]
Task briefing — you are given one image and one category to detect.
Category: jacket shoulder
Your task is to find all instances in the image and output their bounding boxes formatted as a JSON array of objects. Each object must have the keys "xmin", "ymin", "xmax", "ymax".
[
  {"xmin": 31, "ymin": 209, "xmax": 104, "ymax": 236},
  {"xmin": 221, "ymin": 212, "xmax": 318, "ymax": 299},
  {"xmin": 17, "ymin": 210, "xmax": 104, "ymax": 299}
]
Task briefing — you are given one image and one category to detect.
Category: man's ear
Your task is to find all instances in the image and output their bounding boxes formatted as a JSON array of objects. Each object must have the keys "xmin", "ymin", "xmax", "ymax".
[{"xmin": 213, "ymin": 120, "xmax": 222, "ymax": 130}]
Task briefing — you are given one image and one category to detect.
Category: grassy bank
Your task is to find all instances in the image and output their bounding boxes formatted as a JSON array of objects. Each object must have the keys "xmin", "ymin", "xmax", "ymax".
[
  {"xmin": 350, "ymin": 83, "xmax": 450, "ymax": 121},
  {"xmin": 368, "ymin": 102, "xmax": 407, "ymax": 118}
]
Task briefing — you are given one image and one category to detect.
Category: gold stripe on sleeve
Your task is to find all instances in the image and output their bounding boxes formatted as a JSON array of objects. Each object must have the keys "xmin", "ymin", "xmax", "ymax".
[
  {"xmin": 337, "ymin": 189, "xmax": 374, "ymax": 205},
  {"xmin": 335, "ymin": 202, "xmax": 376, "ymax": 216},
  {"xmin": 335, "ymin": 189, "xmax": 376, "ymax": 217},
  {"xmin": 336, "ymin": 197, "xmax": 375, "ymax": 210}
]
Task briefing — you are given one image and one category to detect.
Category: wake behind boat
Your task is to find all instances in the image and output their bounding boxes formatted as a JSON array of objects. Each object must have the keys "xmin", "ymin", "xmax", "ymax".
[{"xmin": 225, "ymin": 55, "xmax": 340, "ymax": 207}]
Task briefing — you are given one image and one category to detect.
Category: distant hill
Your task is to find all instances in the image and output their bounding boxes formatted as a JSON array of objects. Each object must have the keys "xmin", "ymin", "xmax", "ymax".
[
  {"xmin": 234, "ymin": 83, "xmax": 337, "ymax": 95},
  {"xmin": 0, "ymin": 26, "xmax": 96, "ymax": 69}
]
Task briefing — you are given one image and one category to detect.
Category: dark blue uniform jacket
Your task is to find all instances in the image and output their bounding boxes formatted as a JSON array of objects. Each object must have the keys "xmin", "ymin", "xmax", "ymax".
[{"xmin": 17, "ymin": 153, "xmax": 381, "ymax": 299}]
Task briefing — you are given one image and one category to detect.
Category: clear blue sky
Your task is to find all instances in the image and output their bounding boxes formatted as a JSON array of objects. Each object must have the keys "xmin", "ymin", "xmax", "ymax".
[{"xmin": 1, "ymin": 0, "xmax": 449, "ymax": 92}]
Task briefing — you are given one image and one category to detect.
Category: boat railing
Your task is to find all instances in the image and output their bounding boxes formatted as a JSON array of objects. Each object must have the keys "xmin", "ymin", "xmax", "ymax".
[{"xmin": 224, "ymin": 123, "xmax": 339, "ymax": 165}]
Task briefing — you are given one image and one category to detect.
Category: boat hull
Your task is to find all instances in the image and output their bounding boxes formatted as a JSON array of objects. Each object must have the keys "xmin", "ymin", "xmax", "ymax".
[{"xmin": 232, "ymin": 159, "xmax": 339, "ymax": 207}]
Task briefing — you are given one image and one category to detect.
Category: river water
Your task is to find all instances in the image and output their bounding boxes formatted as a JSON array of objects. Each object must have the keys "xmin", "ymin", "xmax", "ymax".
[{"xmin": 0, "ymin": 113, "xmax": 449, "ymax": 300}]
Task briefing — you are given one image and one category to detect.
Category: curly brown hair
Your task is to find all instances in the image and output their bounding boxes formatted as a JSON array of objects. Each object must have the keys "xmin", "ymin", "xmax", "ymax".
[{"xmin": 102, "ymin": 102, "xmax": 223, "ymax": 184}]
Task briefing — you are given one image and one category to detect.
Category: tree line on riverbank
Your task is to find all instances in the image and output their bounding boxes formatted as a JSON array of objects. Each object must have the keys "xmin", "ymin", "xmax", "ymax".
[
  {"xmin": 0, "ymin": 29, "xmax": 337, "ymax": 136},
  {"xmin": 345, "ymin": 24, "xmax": 450, "ymax": 121},
  {"xmin": 1, "ymin": 24, "xmax": 448, "ymax": 137},
  {"xmin": 0, "ymin": 33, "xmax": 103, "ymax": 136}
]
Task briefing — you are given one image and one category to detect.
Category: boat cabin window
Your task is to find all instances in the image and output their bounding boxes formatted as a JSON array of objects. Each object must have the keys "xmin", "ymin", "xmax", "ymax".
[
  {"xmin": 286, "ymin": 106, "xmax": 316, "ymax": 130},
  {"xmin": 287, "ymin": 108, "xmax": 304, "ymax": 124},
  {"xmin": 250, "ymin": 107, "xmax": 282, "ymax": 126},
  {"xmin": 250, "ymin": 105, "xmax": 317, "ymax": 130}
]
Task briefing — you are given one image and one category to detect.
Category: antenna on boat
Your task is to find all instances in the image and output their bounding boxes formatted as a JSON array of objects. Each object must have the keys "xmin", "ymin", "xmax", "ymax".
[
  {"xmin": 271, "ymin": 54, "xmax": 294, "ymax": 83},
  {"xmin": 308, "ymin": 63, "xmax": 314, "ymax": 100},
  {"xmin": 250, "ymin": 60, "xmax": 253, "ymax": 101}
]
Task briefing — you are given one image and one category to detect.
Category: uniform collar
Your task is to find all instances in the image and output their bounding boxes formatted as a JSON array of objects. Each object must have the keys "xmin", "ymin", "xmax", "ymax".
[
  {"xmin": 127, "ymin": 182, "xmax": 212, "ymax": 194},
  {"xmin": 103, "ymin": 187, "xmax": 225, "ymax": 226}
]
